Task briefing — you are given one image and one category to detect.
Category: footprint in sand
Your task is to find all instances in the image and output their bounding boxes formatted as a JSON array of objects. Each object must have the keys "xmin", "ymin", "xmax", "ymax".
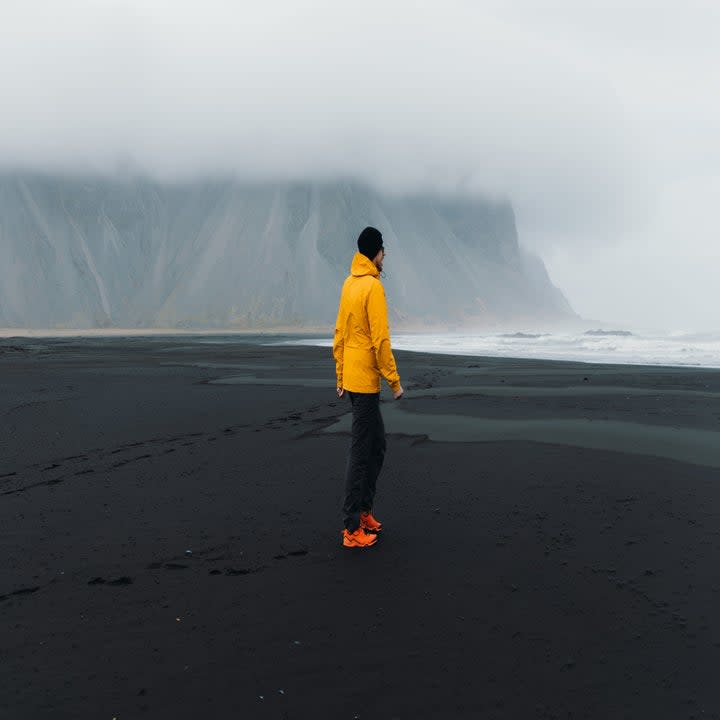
[
  {"xmin": 88, "ymin": 576, "xmax": 133, "ymax": 586},
  {"xmin": 0, "ymin": 586, "xmax": 40, "ymax": 601}
]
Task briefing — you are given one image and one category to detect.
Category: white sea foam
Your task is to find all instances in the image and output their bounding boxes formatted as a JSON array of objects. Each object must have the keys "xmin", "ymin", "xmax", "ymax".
[{"xmin": 283, "ymin": 330, "xmax": 720, "ymax": 369}]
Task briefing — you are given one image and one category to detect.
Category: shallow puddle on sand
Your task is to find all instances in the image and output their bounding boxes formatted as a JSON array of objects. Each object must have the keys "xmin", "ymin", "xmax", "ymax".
[
  {"xmin": 323, "ymin": 403, "xmax": 720, "ymax": 469},
  {"xmin": 408, "ymin": 385, "xmax": 720, "ymax": 399},
  {"xmin": 209, "ymin": 376, "xmax": 331, "ymax": 387}
]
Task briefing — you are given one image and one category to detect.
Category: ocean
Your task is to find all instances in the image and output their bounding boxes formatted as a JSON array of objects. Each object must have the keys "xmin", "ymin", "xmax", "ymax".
[{"xmin": 283, "ymin": 329, "xmax": 720, "ymax": 369}]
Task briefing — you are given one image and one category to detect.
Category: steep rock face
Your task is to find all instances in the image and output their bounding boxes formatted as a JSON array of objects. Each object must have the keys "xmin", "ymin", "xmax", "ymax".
[{"xmin": 0, "ymin": 173, "xmax": 574, "ymax": 328}]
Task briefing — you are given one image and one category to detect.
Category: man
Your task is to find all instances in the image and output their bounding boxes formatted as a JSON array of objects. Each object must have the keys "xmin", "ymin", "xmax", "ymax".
[{"xmin": 333, "ymin": 226, "xmax": 404, "ymax": 549}]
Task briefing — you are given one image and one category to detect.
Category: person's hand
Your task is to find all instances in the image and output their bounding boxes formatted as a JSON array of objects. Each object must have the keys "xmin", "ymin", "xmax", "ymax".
[
  {"xmin": 337, "ymin": 387, "xmax": 345, "ymax": 398},
  {"xmin": 393, "ymin": 384, "xmax": 404, "ymax": 400}
]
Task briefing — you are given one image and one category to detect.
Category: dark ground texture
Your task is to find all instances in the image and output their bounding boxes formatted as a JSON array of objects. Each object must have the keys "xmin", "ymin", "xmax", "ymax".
[{"xmin": 1, "ymin": 335, "xmax": 719, "ymax": 720}]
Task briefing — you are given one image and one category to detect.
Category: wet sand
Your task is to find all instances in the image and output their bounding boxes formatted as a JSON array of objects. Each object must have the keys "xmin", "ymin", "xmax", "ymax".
[{"xmin": 1, "ymin": 335, "xmax": 719, "ymax": 719}]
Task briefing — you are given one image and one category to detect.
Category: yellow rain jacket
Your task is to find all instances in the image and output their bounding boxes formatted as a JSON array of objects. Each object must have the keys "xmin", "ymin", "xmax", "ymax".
[{"xmin": 333, "ymin": 252, "xmax": 401, "ymax": 394}]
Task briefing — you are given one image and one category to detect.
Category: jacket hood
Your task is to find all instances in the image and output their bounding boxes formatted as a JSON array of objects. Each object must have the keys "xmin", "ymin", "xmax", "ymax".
[{"xmin": 350, "ymin": 252, "xmax": 379, "ymax": 278}]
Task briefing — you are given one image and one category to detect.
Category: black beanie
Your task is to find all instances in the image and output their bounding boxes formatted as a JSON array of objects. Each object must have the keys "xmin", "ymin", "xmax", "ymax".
[{"xmin": 357, "ymin": 226, "xmax": 384, "ymax": 260}]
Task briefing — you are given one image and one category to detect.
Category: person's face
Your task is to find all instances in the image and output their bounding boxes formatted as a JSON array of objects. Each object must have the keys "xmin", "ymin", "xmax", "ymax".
[{"xmin": 373, "ymin": 247, "xmax": 385, "ymax": 272}]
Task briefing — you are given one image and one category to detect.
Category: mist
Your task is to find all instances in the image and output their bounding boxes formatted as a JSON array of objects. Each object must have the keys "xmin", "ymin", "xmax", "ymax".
[{"xmin": 1, "ymin": 0, "xmax": 718, "ymax": 330}]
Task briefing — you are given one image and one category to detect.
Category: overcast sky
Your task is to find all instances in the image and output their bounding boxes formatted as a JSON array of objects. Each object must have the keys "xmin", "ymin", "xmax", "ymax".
[{"xmin": 2, "ymin": 0, "xmax": 718, "ymax": 331}]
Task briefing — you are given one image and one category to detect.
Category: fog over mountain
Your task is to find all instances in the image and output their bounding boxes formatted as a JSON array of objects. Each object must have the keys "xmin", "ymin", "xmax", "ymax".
[
  {"xmin": 0, "ymin": 173, "xmax": 572, "ymax": 329},
  {"xmin": 2, "ymin": 2, "xmax": 718, "ymax": 330}
]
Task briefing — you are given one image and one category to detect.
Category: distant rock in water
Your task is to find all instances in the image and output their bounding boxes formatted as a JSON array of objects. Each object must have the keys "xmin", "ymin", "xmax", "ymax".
[
  {"xmin": 585, "ymin": 329, "xmax": 633, "ymax": 337},
  {"xmin": 0, "ymin": 172, "xmax": 576, "ymax": 329},
  {"xmin": 499, "ymin": 332, "xmax": 544, "ymax": 339}
]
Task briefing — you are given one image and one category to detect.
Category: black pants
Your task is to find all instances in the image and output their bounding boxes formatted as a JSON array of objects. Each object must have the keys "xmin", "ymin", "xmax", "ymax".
[{"xmin": 343, "ymin": 391, "xmax": 386, "ymax": 532}]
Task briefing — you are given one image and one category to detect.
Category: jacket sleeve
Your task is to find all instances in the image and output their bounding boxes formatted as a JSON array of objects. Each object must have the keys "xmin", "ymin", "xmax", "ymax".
[
  {"xmin": 367, "ymin": 280, "xmax": 401, "ymax": 392},
  {"xmin": 332, "ymin": 304, "xmax": 344, "ymax": 389}
]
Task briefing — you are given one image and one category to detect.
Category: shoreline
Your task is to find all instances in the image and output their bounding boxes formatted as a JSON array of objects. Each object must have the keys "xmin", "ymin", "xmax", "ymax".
[
  {"xmin": 4, "ymin": 328, "xmax": 720, "ymax": 372},
  {"xmin": 5, "ymin": 327, "xmax": 720, "ymax": 370},
  {"xmin": 0, "ymin": 326, "xmax": 334, "ymax": 338}
]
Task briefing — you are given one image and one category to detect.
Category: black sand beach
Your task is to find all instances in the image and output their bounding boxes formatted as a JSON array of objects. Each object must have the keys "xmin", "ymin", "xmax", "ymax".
[{"xmin": 1, "ymin": 335, "xmax": 719, "ymax": 719}]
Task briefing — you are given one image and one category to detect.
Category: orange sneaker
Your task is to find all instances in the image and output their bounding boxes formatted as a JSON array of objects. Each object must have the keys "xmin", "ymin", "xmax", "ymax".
[
  {"xmin": 360, "ymin": 511, "xmax": 382, "ymax": 533},
  {"xmin": 342, "ymin": 528, "xmax": 378, "ymax": 548}
]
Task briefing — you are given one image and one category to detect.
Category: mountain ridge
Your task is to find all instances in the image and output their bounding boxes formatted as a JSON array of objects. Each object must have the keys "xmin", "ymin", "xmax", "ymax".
[{"xmin": 0, "ymin": 172, "xmax": 574, "ymax": 329}]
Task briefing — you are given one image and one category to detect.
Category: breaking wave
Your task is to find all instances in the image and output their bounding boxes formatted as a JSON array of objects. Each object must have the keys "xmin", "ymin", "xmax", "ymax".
[{"xmin": 286, "ymin": 330, "xmax": 720, "ymax": 369}]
